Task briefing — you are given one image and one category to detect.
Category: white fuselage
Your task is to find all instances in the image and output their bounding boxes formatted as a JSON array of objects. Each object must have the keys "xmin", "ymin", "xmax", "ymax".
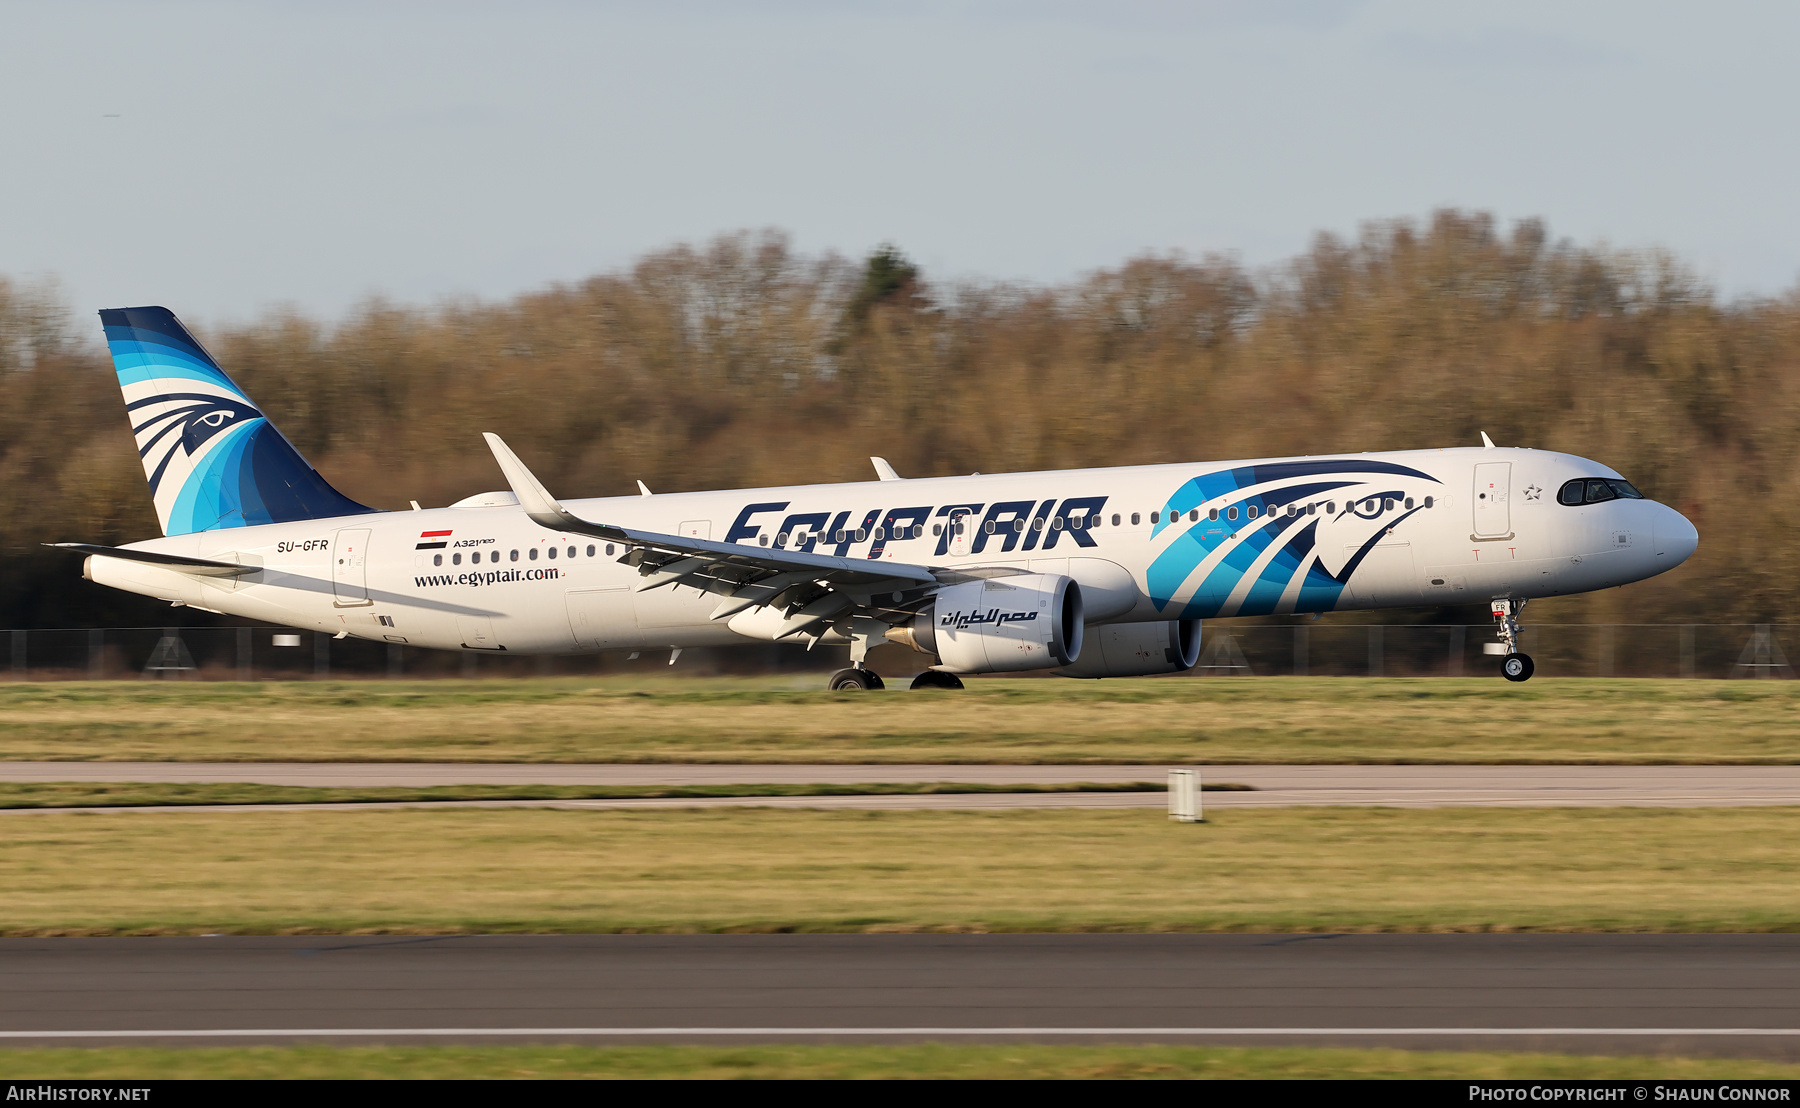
[{"xmin": 85, "ymin": 446, "xmax": 1698, "ymax": 657}]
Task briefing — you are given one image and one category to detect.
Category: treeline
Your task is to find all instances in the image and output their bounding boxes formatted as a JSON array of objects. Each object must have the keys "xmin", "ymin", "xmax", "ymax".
[{"xmin": 3, "ymin": 210, "xmax": 1795, "ymax": 628}]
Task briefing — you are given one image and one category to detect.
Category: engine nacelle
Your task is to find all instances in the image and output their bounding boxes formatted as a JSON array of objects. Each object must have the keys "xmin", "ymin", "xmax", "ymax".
[
  {"xmin": 1054, "ymin": 619, "xmax": 1200, "ymax": 679},
  {"xmin": 887, "ymin": 574, "xmax": 1083, "ymax": 673}
]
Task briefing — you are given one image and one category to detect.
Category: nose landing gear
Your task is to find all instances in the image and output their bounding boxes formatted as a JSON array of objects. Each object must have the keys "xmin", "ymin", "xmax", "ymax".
[{"xmin": 1491, "ymin": 598, "xmax": 1535, "ymax": 682}]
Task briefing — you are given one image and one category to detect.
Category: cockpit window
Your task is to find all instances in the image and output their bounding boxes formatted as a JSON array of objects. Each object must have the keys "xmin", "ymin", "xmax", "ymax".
[{"xmin": 1559, "ymin": 477, "xmax": 1646, "ymax": 505}]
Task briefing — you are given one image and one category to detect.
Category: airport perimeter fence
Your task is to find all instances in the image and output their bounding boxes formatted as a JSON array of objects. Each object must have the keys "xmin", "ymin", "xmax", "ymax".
[{"xmin": 1, "ymin": 623, "xmax": 1796, "ymax": 681}]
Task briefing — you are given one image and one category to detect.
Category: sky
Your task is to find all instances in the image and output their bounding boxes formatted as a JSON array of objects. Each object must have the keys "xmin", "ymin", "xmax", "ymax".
[{"xmin": 3, "ymin": 0, "xmax": 1798, "ymax": 324}]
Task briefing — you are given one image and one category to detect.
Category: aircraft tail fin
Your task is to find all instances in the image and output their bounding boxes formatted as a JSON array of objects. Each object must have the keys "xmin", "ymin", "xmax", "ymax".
[{"xmin": 99, "ymin": 306, "xmax": 376, "ymax": 536}]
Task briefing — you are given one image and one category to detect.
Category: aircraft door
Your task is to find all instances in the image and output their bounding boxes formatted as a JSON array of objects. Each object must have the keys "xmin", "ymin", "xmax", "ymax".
[
  {"xmin": 1472, "ymin": 463, "xmax": 1512, "ymax": 537},
  {"xmin": 333, "ymin": 528, "xmax": 372, "ymax": 605},
  {"xmin": 949, "ymin": 512, "xmax": 973, "ymax": 557}
]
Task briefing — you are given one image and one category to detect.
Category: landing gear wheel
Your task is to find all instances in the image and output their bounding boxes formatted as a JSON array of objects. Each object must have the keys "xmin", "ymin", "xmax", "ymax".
[
  {"xmin": 828, "ymin": 668, "xmax": 883, "ymax": 691},
  {"xmin": 909, "ymin": 670, "xmax": 965, "ymax": 691},
  {"xmin": 1501, "ymin": 653, "xmax": 1535, "ymax": 682}
]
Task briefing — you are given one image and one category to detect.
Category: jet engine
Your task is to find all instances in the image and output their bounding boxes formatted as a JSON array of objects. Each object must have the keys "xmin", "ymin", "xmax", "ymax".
[
  {"xmin": 1054, "ymin": 619, "xmax": 1199, "ymax": 679},
  {"xmin": 887, "ymin": 574, "xmax": 1083, "ymax": 673}
]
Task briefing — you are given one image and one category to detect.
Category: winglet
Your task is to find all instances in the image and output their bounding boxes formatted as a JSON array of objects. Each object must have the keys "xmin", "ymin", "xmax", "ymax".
[
  {"xmin": 1479, "ymin": 431, "xmax": 1497, "ymax": 449},
  {"xmin": 637, "ymin": 480, "xmax": 653, "ymax": 497},
  {"xmin": 483, "ymin": 432, "xmax": 606, "ymax": 536},
  {"xmin": 871, "ymin": 457, "xmax": 902, "ymax": 481}
]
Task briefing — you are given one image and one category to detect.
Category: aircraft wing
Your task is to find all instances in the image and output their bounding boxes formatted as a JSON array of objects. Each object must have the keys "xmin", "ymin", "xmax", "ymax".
[
  {"xmin": 45, "ymin": 543, "xmax": 259, "ymax": 578},
  {"xmin": 482, "ymin": 433, "xmax": 981, "ymax": 640}
]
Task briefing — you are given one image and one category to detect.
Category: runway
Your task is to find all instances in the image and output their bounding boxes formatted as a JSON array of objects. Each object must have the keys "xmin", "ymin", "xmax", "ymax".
[
  {"xmin": 2, "ymin": 764, "xmax": 1799, "ymax": 811},
  {"xmin": 2, "ymin": 934, "xmax": 1798, "ymax": 1057}
]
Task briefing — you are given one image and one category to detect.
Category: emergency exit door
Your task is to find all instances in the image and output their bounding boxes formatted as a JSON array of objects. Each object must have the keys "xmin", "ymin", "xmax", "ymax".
[
  {"xmin": 333, "ymin": 528, "xmax": 372, "ymax": 605},
  {"xmin": 1472, "ymin": 463, "xmax": 1512, "ymax": 537}
]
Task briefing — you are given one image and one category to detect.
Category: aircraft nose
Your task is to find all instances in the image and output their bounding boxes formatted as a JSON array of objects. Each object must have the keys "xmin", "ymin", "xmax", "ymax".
[{"xmin": 1653, "ymin": 503, "xmax": 1699, "ymax": 566}]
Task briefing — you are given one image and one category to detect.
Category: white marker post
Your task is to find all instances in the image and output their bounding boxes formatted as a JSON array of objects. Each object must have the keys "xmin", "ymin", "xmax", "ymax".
[{"xmin": 1168, "ymin": 768, "xmax": 1201, "ymax": 823}]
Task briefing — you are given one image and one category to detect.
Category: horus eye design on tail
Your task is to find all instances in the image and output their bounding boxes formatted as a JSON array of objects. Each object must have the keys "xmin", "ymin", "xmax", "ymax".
[
  {"xmin": 100, "ymin": 305, "xmax": 375, "ymax": 536},
  {"xmin": 128, "ymin": 392, "xmax": 266, "ymax": 498}
]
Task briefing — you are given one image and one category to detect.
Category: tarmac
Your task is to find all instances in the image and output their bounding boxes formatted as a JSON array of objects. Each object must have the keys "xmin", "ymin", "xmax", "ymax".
[{"xmin": 2, "ymin": 933, "xmax": 1797, "ymax": 1057}]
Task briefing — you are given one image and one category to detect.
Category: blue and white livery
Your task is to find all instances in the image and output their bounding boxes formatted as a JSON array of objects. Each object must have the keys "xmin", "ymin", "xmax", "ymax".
[{"xmin": 64, "ymin": 307, "xmax": 1699, "ymax": 687}]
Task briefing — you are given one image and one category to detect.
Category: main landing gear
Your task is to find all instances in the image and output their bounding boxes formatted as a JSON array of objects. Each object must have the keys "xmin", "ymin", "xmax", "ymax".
[
  {"xmin": 827, "ymin": 667, "xmax": 964, "ymax": 691},
  {"xmin": 1491, "ymin": 598, "xmax": 1535, "ymax": 682},
  {"xmin": 830, "ymin": 615, "xmax": 965, "ymax": 691},
  {"xmin": 828, "ymin": 667, "xmax": 886, "ymax": 691},
  {"xmin": 909, "ymin": 670, "xmax": 964, "ymax": 691}
]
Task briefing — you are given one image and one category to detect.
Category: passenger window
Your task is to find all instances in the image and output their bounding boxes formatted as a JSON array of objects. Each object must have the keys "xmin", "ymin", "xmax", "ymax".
[
  {"xmin": 433, "ymin": 554, "xmax": 443, "ymax": 566},
  {"xmin": 1131, "ymin": 513, "xmax": 1141, "ymax": 525},
  {"xmin": 1208, "ymin": 508, "xmax": 1219, "ymax": 521},
  {"xmin": 932, "ymin": 524, "xmax": 943, "ymax": 536},
  {"xmin": 1384, "ymin": 499, "xmax": 1395, "ymax": 512},
  {"xmin": 1326, "ymin": 502, "xmax": 1336, "ymax": 514},
  {"xmin": 586, "ymin": 545, "xmax": 596, "ymax": 557},
  {"xmin": 604, "ymin": 544, "xmax": 615, "ymax": 556},
  {"xmin": 1013, "ymin": 519, "xmax": 1025, "ymax": 532},
  {"xmin": 568, "ymin": 546, "xmax": 577, "ymax": 558},
  {"xmin": 1585, "ymin": 479, "xmax": 1617, "ymax": 504},
  {"xmin": 1404, "ymin": 498, "xmax": 1414, "ymax": 510},
  {"xmin": 1150, "ymin": 511, "xmax": 1160, "ymax": 524},
  {"xmin": 1247, "ymin": 506, "xmax": 1259, "ymax": 519},
  {"xmin": 1111, "ymin": 513, "xmax": 1121, "ymax": 526},
  {"xmin": 855, "ymin": 528, "xmax": 868, "ymax": 542},
  {"xmin": 1226, "ymin": 506, "xmax": 1238, "ymax": 521},
  {"xmin": 984, "ymin": 520, "xmax": 996, "ymax": 534},
  {"xmin": 1422, "ymin": 496, "xmax": 1433, "ymax": 510},
  {"xmin": 759, "ymin": 535, "xmax": 769, "ymax": 546},
  {"xmin": 529, "ymin": 548, "xmax": 539, "ymax": 560},
  {"xmin": 452, "ymin": 553, "xmax": 461, "ymax": 566},
  {"xmin": 1286, "ymin": 505, "xmax": 1296, "ymax": 517},
  {"xmin": 547, "ymin": 546, "xmax": 556, "ymax": 559},
  {"xmin": 1051, "ymin": 517, "xmax": 1064, "ymax": 530},
  {"xmin": 510, "ymin": 550, "xmax": 519, "ymax": 562}
]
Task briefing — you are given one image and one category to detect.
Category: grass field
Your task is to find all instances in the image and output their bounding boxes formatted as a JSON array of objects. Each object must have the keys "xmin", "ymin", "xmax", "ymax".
[
  {"xmin": 1, "ymin": 676, "xmax": 1798, "ymax": 764},
  {"xmin": 1, "ymin": 1043, "xmax": 1796, "ymax": 1080},
  {"xmin": 0, "ymin": 780, "xmax": 1176, "ymax": 809},
  {"xmin": 2, "ymin": 805, "xmax": 1796, "ymax": 934}
]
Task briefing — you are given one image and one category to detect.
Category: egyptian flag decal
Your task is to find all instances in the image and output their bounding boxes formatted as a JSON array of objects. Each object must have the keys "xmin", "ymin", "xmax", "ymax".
[{"xmin": 416, "ymin": 529, "xmax": 452, "ymax": 550}]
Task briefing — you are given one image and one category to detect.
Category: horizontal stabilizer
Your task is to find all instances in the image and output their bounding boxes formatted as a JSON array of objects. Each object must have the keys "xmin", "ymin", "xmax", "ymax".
[{"xmin": 45, "ymin": 543, "xmax": 258, "ymax": 578}]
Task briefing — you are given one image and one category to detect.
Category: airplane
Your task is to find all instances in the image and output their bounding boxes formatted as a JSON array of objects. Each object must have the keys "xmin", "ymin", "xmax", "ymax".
[{"xmin": 57, "ymin": 306, "xmax": 1700, "ymax": 688}]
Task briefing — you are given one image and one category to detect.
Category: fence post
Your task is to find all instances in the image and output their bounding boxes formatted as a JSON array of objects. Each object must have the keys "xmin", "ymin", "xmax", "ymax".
[
  {"xmin": 9, "ymin": 630, "xmax": 23, "ymax": 681},
  {"xmin": 1448, "ymin": 625, "xmax": 1465, "ymax": 677},
  {"xmin": 1293, "ymin": 625, "xmax": 1309, "ymax": 677},
  {"xmin": 1598, "ymin": 624, "xmax": 1615, "ymax": 678},
  {"xmin": 1680, "ymin": 625, "xmax": 1696, "ymax": 679},
  {"xmin": 88, "ymin": 629, "xmax": 103, "ymax": 680},
  {"xmin": 237, "ymin": 627, "xmax": 252, "ymax": 681},
  {"xmin": 1367, "ymin": 625, "xmax": 1383, "ymax": 677},
  {"xmin": 314, "ymin": 633, "xmax": 330, "ymax": 678}
]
